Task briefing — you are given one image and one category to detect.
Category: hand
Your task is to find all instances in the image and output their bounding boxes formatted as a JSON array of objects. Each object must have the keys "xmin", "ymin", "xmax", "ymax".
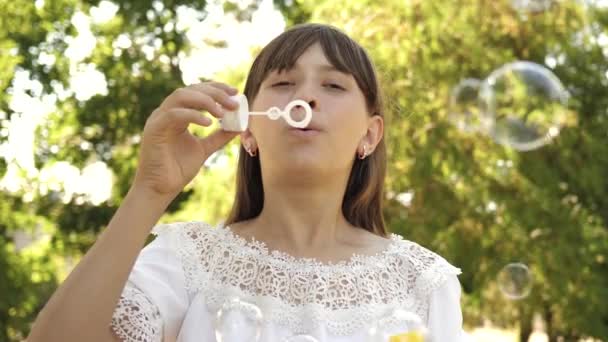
[{"xmin": 132, "ymin": 82, "xmax": 240, "ymax": 197}]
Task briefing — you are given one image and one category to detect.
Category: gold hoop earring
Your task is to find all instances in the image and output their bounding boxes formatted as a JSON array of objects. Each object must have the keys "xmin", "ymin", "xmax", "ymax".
[
  {"xmin": 244, "ymin": 144, "xmax": 257, "ymax": 157},
  {"xmin": 358, "ymin": 145, "xmax": 368, "ymax": 160}
]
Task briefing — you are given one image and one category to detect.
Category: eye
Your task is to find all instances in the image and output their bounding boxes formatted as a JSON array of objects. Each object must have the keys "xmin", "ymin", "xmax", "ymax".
[
  {"xmin": 324, "ymin": 83, "xmax": 345, "ymax": 90},
  {"xmin": 271, "ymin": 81, "xmax": 293, "ymax": 87}
]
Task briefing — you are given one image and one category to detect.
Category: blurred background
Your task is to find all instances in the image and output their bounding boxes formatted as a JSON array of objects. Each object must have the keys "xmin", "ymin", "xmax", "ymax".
[{"xmin": 1, "ymin": 0, "xmax": 607, "ymax": 341}]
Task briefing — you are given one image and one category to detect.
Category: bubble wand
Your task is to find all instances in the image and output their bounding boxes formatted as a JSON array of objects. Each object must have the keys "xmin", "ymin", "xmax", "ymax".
[{"xmin": 220, "ymin": 94, "xmax": 313, "ymax": 132}]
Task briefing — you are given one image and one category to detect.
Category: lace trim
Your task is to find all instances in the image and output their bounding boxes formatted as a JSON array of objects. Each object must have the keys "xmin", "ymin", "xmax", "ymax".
[
  {"xmin": 111, "ymin": 285, "xmax": 163, "ymax": 342},
  {"xmin": 153, "ymin": 221, "xmax": 461, "ymax": 336}
]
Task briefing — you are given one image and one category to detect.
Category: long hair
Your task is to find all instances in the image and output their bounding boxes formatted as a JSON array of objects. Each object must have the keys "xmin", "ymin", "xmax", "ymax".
[{"xmin": 224, "ymin": 23, "xmax": 388, "ymax": 237}]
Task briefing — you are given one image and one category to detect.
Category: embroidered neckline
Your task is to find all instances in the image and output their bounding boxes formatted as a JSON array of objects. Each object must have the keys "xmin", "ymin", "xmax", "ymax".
[
  {"xmin": 218, "ymin": 222, "xmax": 405, "ymax": 269},
  {"xmin": 152, "ymin": 221, "xmax": 462, "ymax": 336}
]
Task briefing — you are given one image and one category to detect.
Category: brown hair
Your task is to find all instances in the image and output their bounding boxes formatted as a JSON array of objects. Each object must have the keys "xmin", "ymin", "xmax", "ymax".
[{"xmin": 224, "ymin": 23, "xmax": 388, "ymax": 237}]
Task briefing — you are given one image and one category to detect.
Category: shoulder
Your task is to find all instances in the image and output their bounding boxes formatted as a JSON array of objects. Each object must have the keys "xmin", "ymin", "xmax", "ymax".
[
  {"xmin": 151, "ymin": 220, "xmax": 222, "ymax": 246},
  {"xmin": 388, "ymin": 234, "xmax": 461, "ymax": 296},
  {"xmin": 147, "ymin": 220, "xmax": 231, "ymax": 268},
  {"xmin": 151, "ymin": 220, "xmax": 215, "ymax": 236}
]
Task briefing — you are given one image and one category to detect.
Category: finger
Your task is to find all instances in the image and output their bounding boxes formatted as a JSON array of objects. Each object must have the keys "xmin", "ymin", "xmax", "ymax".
[
  {"xmin": 205, "ymin": 81, "xmax": 239, "ymax": 96},
  {"xmin": 157, "ymin": 107, "xmax": 213, "ymax": 130},
  {"xmin": 160, "ymin": 88, "xmax": 225, "ymax": 119},
  {"xmin": 188, "ymin": 83, "xmax": 240, "ymax": 111},
  {"xmin": 199, "ymin": 129, "xmax": 239, "ymax": 155}
]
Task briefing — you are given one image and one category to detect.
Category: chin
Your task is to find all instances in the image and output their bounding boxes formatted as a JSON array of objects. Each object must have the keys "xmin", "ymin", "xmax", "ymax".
[
  {"xmin": 286, "ymin": 153, "xmax": 321, "ymax": 168},
  {"xmin": 271, "ymin": 152, "xmax": 324, "ymax": 172}
]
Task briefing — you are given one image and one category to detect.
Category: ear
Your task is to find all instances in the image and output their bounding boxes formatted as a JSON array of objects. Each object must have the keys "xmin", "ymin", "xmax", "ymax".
[
  {"xmin": 359, "ymin": 115, "xmax": 384, "ymax": 154},
  {"xmin": 240, "ymin": 128, "xmax": 257, "ymax": 149}
]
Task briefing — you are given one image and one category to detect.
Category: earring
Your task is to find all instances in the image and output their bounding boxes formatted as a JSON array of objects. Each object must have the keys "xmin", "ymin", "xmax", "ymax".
[
  {"xmin": 244, "ymin": 144, "xmax": 257, "ymax": 157},
  {"xmin": 358, "ymin": 145, "xmax": 368, "ymax": 160}
]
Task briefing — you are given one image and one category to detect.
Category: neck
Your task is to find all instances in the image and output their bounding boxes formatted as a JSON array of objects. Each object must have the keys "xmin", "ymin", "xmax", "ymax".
[{"xmin": 253, "ymin": 171, "xmax": 353, "ymax": 256}]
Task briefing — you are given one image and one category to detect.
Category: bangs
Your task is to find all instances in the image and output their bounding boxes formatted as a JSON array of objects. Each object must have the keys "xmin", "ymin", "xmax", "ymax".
[
  {"xmin": 245, "ymin": 24, "xmax": 379, "ymax": 112},
  {"xmin": 263, "ymin": 28, "xmax": 356, "ymax": 75}
]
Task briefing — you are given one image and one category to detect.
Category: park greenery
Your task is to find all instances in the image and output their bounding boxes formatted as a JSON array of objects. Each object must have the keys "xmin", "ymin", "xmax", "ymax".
[{"xmin": 1, "ymin": 0, "xmax": 607, "ymax": 341}]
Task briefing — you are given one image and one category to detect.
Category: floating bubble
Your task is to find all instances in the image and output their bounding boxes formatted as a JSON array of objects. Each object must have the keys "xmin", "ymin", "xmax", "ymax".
[
  {"xmin": 367, "ymin": 308, "xmax": 429, "ymax": 342},
  {"xmin": 448, "ymin": 78, "xmax": 488, "ymax": 133},
  {"xmin": 511, "ymin": 0, "xmax": 554, "ymax": 13},
  {"xmin": 284, "ymin": 335, "xmax": 320, "ymax": 342},
  {"xmin": 215, "ymin": 297, "xmax": 263, "ymax": 342},
  {"xmin": 479, "ymin": 61, "xmax": 571, "ymax": 151},
  {"xmin": 497, "ymin": 263, "xmax": 533, "ymax": 300}
]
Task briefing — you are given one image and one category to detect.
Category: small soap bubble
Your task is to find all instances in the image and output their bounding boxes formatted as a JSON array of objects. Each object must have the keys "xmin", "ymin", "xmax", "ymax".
[
  {"xmin": 448, "ymin": 78, "xmax": 488, "ymax": 133},
  {"xmin": 215, "ymin": 297, "xmax": 263, "ymax": 342},
  {"xmin": 284, "ymin": 334, "xmax": 320, "ymax": 342},
  {"xmin": 479, "ymin": 61, "xmax": 571, "ymax": 151},
  {"xmin": 497, "ymin": 262, "xmax": 533, "ymax": 300},
  {"xmin": 367, "ymin": 308, "xmax": 429, "ymax": 342}
]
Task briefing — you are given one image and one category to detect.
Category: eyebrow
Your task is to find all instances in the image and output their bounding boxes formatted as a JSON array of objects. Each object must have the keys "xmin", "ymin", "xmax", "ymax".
[{"xmin": 278, "ymin": 63, "xmax": 347, "ymax": 75}]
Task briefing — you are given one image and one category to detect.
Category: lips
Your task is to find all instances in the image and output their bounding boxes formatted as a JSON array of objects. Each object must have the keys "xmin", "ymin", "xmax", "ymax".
[
  {"xmin": 288, "ymin": 122, "xmax": 322, "ymax": 132},
  {"xmin": 288, "ymin": 128, "xmax": 321, "ymax": 137},
  {"xmin": 290, "ymin": 127, "xmax": 318, "ymax": 132}
]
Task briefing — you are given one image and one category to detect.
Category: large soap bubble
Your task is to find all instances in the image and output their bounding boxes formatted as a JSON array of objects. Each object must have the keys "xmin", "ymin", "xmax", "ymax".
[
  {"xmin": 367, "ymin": 308, "xmax": 429, "ymax": 342},
  {"xmin": 448, "ymin": 78, "xmax": 489, "ymax": 133},
  {"xmin": 215, "ymin": 297, "xmax": 263, "ymax": 342},
  {"xmin": 479, "ymin": 61, "xmax": 571, "ymax": 151}
]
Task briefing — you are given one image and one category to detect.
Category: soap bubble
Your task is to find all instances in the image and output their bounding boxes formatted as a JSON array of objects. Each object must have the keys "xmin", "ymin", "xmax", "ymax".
[
  {"xmin": 448, "ymin": 78, "xmax": 489, "ymax": 133},
  {"xmin": 367, "ymin": 308, "xmax": 429, "ymax": 342},
  {"xmin": 215, "ymin": 297, "xmax": 263, "ymax": 342},
  {"xmin": 497, "ymin": 263, "xmax": 533, "ymax": 300},
  {"xmin": 284, "ymin": 335, "xmax": 320, "ymax": 342},
  {"xmin": 511, "ymin": 0, "xmax": 554, "ymax": 13},
  {"xmin": 479, "ymin": 61, "xmax": 571, "ymax": 151}
]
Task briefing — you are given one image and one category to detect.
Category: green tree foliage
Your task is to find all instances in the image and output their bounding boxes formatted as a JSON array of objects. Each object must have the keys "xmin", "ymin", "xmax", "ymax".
[{"xmin": 1, "ymin": 0, "xmax": 607, "ymax": 341}]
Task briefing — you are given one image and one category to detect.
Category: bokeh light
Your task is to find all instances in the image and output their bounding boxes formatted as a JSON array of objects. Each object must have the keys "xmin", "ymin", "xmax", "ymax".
[{"xmin": 511, "ymin": 0, "xmax": 555, "ymax": 13}]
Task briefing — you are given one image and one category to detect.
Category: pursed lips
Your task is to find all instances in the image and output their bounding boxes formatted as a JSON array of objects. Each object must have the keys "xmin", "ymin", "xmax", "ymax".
[{"xmin": 288, "ymin": 123, "xmax": 322, "ymax": 132}]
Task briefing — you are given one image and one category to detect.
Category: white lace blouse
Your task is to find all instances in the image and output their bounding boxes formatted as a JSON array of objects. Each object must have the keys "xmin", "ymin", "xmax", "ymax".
[{"xmin": 110, "ymin": 221, "xmax": 466, "ymax": 341}]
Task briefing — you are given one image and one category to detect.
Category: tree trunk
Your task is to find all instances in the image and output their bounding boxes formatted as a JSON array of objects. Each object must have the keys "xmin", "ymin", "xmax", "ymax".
[{"xmin": 519, "ymin": 307, "xmax": 533, "ymax": 342}]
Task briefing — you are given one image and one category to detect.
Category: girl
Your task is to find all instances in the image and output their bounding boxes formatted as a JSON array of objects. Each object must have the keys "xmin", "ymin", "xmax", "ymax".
[{"xmin": 28, "ymin": 23, "xmax": 465, "ymax": 341}]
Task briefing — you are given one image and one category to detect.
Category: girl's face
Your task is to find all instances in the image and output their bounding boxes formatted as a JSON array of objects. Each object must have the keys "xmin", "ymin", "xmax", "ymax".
[{"xmin": 244, "ymin": 43, "xmax": 382, "ymax": 178}]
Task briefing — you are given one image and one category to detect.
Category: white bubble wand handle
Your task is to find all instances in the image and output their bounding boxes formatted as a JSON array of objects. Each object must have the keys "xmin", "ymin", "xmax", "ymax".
[{"xmin": 220, "ymin": 95, "xmax": 313, "ymax": 132}]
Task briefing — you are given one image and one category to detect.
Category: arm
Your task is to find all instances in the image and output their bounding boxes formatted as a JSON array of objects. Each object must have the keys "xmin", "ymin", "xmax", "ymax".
[
  {"xmin": 27, "ymin": 81, "xmax": 238, "ymax": 342},
  {"xmin": 27, "ymin": 186, "xmax": 174, "ymax": 342},
  {"xmin": 427, "ymin": 274, "xmax": 466, "ymax": 342}
]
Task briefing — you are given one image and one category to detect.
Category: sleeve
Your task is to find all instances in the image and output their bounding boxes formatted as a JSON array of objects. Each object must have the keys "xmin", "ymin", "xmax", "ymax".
[
  {"xmin": 111, "ymin": 224, "xmax": 189, "ymax": 342},
  {"xmin": 427, "ymin": 274, "xmax": 468, "ymax": 342}
]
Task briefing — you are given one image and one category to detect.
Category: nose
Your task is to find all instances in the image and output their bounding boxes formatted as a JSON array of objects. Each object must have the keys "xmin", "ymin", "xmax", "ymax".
[
  {"xmin": 306, "ymin": 99, "xmax": 316, "ymax": 110},
  {"xmin": 292, "ymin": 81, "xmax": 318, "ymax": 111}
]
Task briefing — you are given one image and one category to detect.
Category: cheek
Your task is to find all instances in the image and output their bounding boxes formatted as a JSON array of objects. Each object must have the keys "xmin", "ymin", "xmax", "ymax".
[
  {"xmin": 329, "ymin": 107, "xmax": 368, "ymax": 135},
  {"xmin": 251, "ymin": 89, "xmax": 291, "ymax": 112},
  {"xmin": 248, "ymin": 117, "xmax": 284, "ymax": 147},
  {"xmin": 330, "ymin": 120, "xmax": 365, "ymax": 151}
]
